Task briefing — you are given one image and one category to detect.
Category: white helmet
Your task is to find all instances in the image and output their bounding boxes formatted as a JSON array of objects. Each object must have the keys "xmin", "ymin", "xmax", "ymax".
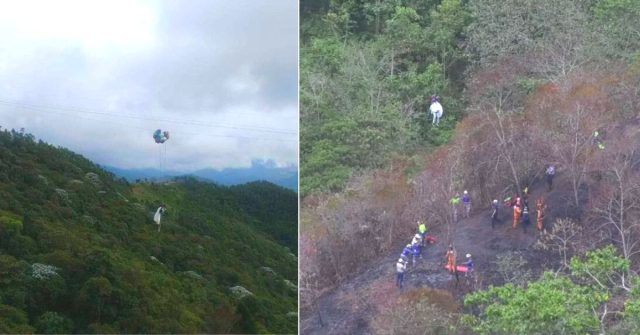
[
  {"xmin": 493, "ymin": 199, "xmax": 498, "ymax": 204},
  {"xmin": 406, "ymin": 244, "xmax": 411, "ymax": 248},
  {"xmin": 398, "ymin": 258, "xmax": 404, "ymax": 263},
  {"xmin": 464, "ymin": 190, "xmax": 468, "ymax": 195},
  {"xmin": 415, "ymin": 233, "xmax": 421, "ymax": 239},
  {"xmin": 466, "ymin": 254, "xmax": 471, "ymax": 258}
]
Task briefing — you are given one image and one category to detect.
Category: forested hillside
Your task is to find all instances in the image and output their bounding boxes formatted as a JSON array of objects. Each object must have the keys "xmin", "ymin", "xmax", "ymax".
[
  {"xmin": 0, "ymin": 128, "xmax": 297, "ymax": 334},
  {"xmin": 301, "ymin": 0, "xmax": 640, "ymax": 334}
]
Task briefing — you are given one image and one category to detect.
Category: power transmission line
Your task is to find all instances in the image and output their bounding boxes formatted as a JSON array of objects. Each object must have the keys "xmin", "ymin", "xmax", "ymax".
[
  {"xmin": 0, "ymin": 99, "xmax": 297, "ymax": 135},
  {"xmin": 0, "ymin": 103, "xmax": 297, "ymax": 142}
]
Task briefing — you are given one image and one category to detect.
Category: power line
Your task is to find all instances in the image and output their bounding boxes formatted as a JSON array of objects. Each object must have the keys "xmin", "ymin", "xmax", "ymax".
[
  {"xmin": 0, "ymin": 99, "xmax": 298, "ymax": 135},
  {"xmin": 1, "ymin": 104, "xmax": 297, "ymax": 142}
]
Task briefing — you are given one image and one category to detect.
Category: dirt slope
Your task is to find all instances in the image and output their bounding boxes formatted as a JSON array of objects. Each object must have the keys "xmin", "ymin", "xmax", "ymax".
[{"xmin": 302, "ymin": 175, "xmax": 575, "ymax": 334}]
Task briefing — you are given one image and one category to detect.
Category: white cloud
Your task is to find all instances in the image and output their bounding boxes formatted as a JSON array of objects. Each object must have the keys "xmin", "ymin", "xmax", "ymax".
[{"xmin": 0, "ymin": 0, "xmax": 298, "ymax": 172}]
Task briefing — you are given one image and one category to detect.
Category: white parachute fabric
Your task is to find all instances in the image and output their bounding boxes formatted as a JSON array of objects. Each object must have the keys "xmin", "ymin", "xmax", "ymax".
[{"xmin": 154, "ymin": 207, "xmax": 164, "ymax": 225}]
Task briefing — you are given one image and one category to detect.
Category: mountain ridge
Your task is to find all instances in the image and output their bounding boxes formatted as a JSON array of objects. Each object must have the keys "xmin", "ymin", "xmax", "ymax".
[
  {"xmin": 104, "ymin": 161, "xmax": 298, "ymax": 191},
  {"xmin": 0, "ymin": 128, "xmax": 297, "ymax": 333}
]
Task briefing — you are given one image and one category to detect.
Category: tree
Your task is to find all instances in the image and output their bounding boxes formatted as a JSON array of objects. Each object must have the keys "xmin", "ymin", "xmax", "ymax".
[
  {"xmin": 590, "ymin": 140, "xmax": 640, "ymax": 262},
  {"xmin": 35, "ymin": 311, "xmax": 74, "ymax": 334},
  {"xmin": 535, "ymin": 218, "xmax": 583, "ymax": 270},
  {"xmin": 464, "ymin": 272, "xmax": 605, "ymax": 334},
  {"xmin": 528, "ymin": 71, "xmax": 615, "ymax": 208},
  {"xmin": 592, "ymin": 0, "xmax": 640, "ymax": 60}
]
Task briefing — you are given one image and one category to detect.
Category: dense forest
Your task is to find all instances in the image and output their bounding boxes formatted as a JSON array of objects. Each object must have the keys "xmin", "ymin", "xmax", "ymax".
[
  {"xmin": 0, "ymin": 128, "xmax": 297, "ymax": 333},
  {"xmin": 301, "ymin": 0, "xmax": 640, "ymax": 334}
]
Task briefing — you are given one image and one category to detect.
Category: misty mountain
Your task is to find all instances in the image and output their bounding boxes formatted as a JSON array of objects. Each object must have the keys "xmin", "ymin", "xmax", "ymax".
[{"xmin": 104, "ymin": 160, "xmax": 298, "ymax": 191}]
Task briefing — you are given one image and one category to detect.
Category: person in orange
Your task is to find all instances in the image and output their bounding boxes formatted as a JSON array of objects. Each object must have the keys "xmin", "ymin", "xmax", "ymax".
[
  {"xmin": 444, "ymin": 245, "xmax": 459, "ymax": 282},
  {"xmin": 536, "ymin": 197, "xmax": 546, "ymax": 232},
  {"xmin": 513, "ymin": 201, "xmax": 522, "ymax": 229}
]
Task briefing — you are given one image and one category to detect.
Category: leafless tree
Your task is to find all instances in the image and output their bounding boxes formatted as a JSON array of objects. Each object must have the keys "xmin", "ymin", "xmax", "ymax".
[
  {"xmin": 590, "ymin": 143, "xmax": 640, "ymax": 262},
  {"xmin": 535, "ymin": 218, "xmax": 583, "ymax": 271}
]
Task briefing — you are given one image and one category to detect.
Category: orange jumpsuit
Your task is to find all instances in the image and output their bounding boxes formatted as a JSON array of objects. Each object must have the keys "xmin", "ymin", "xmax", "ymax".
[
  {"xmin": 536, "ymin": 199, "xmax": 546, "ymax": 231},
  {"xmin": 446, "ymin": 249, "xmax": 456, "ymax": 273},
  {"xmin": 513, "ymin": 205, "xmax": 522, "ymax": 228}
]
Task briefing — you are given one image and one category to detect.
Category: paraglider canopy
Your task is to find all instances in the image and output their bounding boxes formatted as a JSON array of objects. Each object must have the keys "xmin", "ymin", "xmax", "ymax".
[{"xmin": 153, "ymin": 129, "xmax": 170, "ymax": 144}]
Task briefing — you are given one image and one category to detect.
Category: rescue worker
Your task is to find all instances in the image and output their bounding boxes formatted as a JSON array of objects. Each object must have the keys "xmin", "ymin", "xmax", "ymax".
[
  {"xmin": 396, "ymin": 258, "xmax": 407, "ymax": 289},
  {"xmin": 450, "ymin": 193, "xmax": 461, "ymax": 223},
  {"xmin": 546, "ymin": 165, "xmax": 556, "ymax": 191},
  {"xmin": 491, "ymin": 199, "xmax": 500, "ymax": 229},
  {"xmin": 463, "ymin": 254, "xmax": 474, "ymax": 274},
  {"xmin": 411, "ymin": 234, "xmax": 422, "ymax": 265},
  {"xmin": 462, "ymin": 190, "xmax": 472, "ymax": 218},
  {"xmin": 521, "ymin": 204, "xmax": 531, "ymax": 233},
  {"xmin": 513, "ymin": 201, "xmax": 522, "ymax": 229},
  {"xmin": 418, "ymin": 221, "xmax": 427, "ymax": 247},
  {"xmin": 594, "ymin": 131, "xmax": 605, "ymax": 150},
  {"xmin": 445, "ymin": 245, "xmax": 459, "ymax": 282},
  {"xmin": 400, "ymin": 244, "xmax": 412, "ymax": 262},
  {"xmin": 536, "ymin": 197, "xmax": 546, "ymax": 232}
]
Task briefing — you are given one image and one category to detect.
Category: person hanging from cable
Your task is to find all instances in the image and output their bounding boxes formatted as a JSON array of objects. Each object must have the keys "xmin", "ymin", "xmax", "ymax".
[
  {"xmin": 153, "ymin": 204, "xmax": 167, "ymax": 232},
  {"xmin": 429, "ymin": 95, "xmax": 443, "ymax": 126}
]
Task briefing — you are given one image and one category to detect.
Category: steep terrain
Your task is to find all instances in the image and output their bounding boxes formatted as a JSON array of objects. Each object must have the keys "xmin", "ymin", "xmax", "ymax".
[
  {"xmin": 0, "ymin": 129, "xmax": 297, "ymax": 333},
  {"xmin": 302, "ymin": 173, "xmax": 579, "ymax": 334}
]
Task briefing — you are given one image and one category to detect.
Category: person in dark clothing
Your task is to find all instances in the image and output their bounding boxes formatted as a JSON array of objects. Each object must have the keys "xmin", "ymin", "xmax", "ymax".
[
  {"xmin": 521, "ymin": 205, "xmax": 531, "ymax": 233},
  {"xmin": 491, "ymin": 199, "xmax": 500, "ymax": 229},
  {"xmin": 546, "ymin": 165, "xmax": 556, "ymax": 191}
]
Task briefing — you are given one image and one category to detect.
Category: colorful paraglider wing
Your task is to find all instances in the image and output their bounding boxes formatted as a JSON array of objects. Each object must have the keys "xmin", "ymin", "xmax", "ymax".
[{"xmin": 444, "ymin": 264, "xmax": 469, "ymax": 273}]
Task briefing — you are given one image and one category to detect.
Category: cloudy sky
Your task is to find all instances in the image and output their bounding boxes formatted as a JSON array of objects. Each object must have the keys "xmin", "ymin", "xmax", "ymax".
[{"xmin": 0, "ymin": 0, "xmax": 298, "ymax": 171}]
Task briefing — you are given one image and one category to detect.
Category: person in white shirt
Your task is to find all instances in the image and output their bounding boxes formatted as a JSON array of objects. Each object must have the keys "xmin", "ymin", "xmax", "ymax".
[
  {"xmin": 396, "ymin": 258, "xmax": 407, "ymax": 288},
  {"xmin": 429, "ymin": 95, "xmax": 443, "ymax": 126}
]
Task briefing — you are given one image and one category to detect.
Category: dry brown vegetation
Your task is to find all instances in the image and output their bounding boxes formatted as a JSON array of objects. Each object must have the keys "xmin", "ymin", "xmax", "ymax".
[{"xmin": 301, "ymin": 65, "xmax": 640, "ymax": 324}]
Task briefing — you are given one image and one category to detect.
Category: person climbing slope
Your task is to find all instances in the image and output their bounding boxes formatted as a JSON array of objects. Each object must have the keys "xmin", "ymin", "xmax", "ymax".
[
  {"xmin": 546, "ymin": 165, "xmax": 556, "ymax": 191},
  {"xmin": 536, "ymin": 197, "xmax": 547, "ymax": 232},
  {"xmin": 490, "ymin": 199, "xmax": 500, "ymax": 229},
  {"xmin": 429, "ymin": 95, "xmax": 443, "ymax": 126},
  {"xmin": 462, "ymin": 190, "xmax": 472, "ymax": 218},
  {"xmin": 396, "ymin": 258, "xmax": 407, "ymax": 289}
]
